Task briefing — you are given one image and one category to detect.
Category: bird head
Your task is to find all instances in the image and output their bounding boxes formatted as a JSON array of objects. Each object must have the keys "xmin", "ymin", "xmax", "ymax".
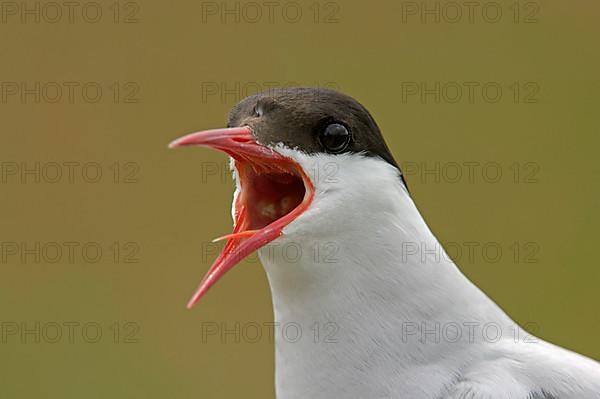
[{"xmin": 170, "ymin": 87, "xmax": 406, "ymax": 308}]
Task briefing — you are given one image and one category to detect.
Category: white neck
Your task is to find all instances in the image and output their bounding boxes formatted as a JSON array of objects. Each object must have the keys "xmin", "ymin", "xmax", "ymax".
[{"xmin": 256, "ymin": 152, "xmax": 512, "ymax": 398}]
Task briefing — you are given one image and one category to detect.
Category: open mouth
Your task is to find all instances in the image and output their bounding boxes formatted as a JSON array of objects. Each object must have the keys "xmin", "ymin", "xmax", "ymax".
[{"xmin": 169, "ymin": 127, "xmax": 314, "ymax": 308}]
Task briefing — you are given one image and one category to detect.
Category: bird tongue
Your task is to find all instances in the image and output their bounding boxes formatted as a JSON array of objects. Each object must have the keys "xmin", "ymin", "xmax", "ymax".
[{"xmin": 169, "ymin": 127, "xmax": 314, "ymax": 308}]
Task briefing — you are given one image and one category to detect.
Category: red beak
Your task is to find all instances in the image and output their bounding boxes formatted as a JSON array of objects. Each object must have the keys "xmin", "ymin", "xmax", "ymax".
[
  {"xmin": 169, "ymin": 127, "xmax": 314, "ymax": 309},
  {"xmin": 169, "ymin": 126, "xmax": 281, "ymax": 162}
]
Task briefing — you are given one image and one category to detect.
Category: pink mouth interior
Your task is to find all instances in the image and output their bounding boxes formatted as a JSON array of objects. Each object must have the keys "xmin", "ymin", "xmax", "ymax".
[
  {"xmin": 169, "ymin": 126, "xmax": 316, "ymax": 307},
  {"xmin": 242, "ymin": 165, "xmax": 306, "ymax": 230}
]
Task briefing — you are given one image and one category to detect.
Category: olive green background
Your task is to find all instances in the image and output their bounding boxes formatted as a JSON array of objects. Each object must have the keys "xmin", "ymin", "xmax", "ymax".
[{"xmin": 0, "ymin": 1, "xmax": 598, "ymax": 398}]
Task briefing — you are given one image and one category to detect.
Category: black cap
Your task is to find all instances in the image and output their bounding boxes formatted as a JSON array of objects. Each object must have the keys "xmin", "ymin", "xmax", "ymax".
[{"xmin": 227, "ymin": 87, "xmax": 408, "ymax": 190}]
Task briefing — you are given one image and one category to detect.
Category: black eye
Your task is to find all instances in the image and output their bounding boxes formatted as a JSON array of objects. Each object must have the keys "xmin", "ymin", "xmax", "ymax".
[
  {"xmin": 253, "ymin": 105, "xmax": 263, "ymax": 117},
  {"xmin": 320, "ymin": 123, "xmax": 351, "ymax": 153}
]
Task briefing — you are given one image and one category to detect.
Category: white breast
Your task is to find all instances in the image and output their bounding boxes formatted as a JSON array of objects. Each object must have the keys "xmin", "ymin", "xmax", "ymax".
[{"xmin": 250, "ymin": 149, "xmax": 600, "ymax": 399}]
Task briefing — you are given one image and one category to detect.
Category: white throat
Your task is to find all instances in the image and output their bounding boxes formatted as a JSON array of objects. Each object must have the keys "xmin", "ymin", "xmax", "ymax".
[{"xmin": 253, "ymin": 150, "xmax": 510, "ymax": 398}]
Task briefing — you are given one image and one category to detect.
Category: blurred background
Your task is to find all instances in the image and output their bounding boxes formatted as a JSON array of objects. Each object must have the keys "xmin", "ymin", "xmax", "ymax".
[{"xmin": 0, "ymin": 0, "xmax": 598, "ymax": 397}]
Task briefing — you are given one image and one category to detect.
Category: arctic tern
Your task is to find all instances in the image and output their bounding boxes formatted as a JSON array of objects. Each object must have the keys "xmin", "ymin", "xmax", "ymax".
[{"xmin": 170, "ymin": 87, "xmax": 600, "ymax": 398}]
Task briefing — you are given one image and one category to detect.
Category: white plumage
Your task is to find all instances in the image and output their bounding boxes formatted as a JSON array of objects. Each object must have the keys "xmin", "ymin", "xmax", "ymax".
[{"xmin": 237, "ymin": 148, "xmax": 600, "ymax": 399}]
